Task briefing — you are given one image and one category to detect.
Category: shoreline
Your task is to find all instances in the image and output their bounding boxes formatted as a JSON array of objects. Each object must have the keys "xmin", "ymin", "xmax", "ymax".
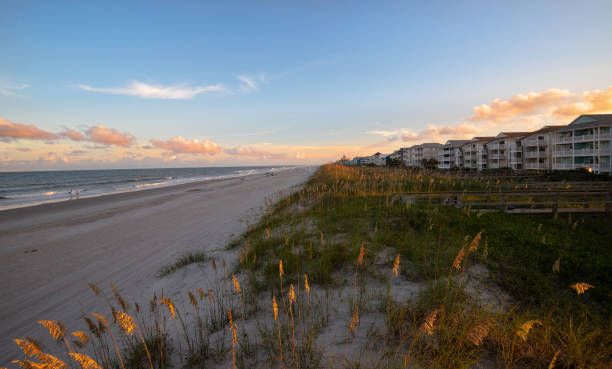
[
  {"xmin": 0, "ymin": 166, "xmax": 315, "ymax": 364},
  {"xmin": 0, "ymin": 166, "xmax": 303, "ymax": 212}
]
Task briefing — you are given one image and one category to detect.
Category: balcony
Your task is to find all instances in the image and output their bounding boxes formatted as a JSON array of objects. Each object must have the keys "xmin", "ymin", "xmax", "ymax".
[
  {"xmin": 574, "ymin": 149, "xmax": 599, "ymax": 156},
  {"xmin": 489, "ymin": 153, "xmax": 504, "ymax": 160},
  {"xmin": 553, "ymin": 150, "xmax": 573, "ymax": 157},
  {"xmin": 555, "ymin": 136, "xmax": 573, "ymax": 144},
  {"xmin": 525, "ymin": 163, "xmax": 548, "ymax": 170},
  {"xmin": 524, "ymin": 151, "xmax": 541, "ymax": 158},
  {"xmin": 574, "ymin": 134, "xmax": 594, "ymax": 142},
  {"xmin": 522, "ymin": 138, "xmax": 545, "ymax": 147},
  {"xmin": 553, "ymin": 163, "xmax": 574, "ymax": 170}
]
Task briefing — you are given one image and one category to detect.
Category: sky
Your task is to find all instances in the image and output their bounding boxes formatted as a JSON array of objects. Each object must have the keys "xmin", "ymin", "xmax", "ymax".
[{"xmin": 1, "ymin": 0, "xmax": 612, "ymax": 171}]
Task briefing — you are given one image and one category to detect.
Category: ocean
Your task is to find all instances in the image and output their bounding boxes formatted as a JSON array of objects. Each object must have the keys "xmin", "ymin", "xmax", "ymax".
[{"xmin": 0, "ymin": 166, "xmax": 297, "ymax": 210}]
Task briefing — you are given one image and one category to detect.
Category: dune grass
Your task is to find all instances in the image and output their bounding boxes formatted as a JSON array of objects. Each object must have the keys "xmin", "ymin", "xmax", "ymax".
[
  {"xmin": 156, "ymin": 251, "xmax": 209, "ymax": 277},
  {"xmin": 10, "ymin": 164, "xmax": 612, "ymax": 369}
]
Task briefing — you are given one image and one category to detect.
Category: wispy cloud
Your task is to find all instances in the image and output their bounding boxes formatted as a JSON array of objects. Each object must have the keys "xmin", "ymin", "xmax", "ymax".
[
  {"xmin": 0, "ymin": 82, "xmax": 28, "ymax": 97},
  {"xmin": 150, "ymin": 136, "xmax": 221, "ymax": 154},
  {"xmin": 78, "ymin": 81, "xmax": 228, "ymax": 99},
  {"xmin": 225, "ymin": 145, "xmax": 286, "ymax": 159},
  {"xmin": 236, "ymin": 74, "xmax": 266, "ymax": 93}
]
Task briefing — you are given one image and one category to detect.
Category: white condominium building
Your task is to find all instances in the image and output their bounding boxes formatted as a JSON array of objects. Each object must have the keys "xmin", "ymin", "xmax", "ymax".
[
  {"xmin": 410, "ymin": 143, "xmax": 443, "ymax": 167},
  {"xmin": 520, "ymin": 125, "xmax": 566, "ymax": 171},
  {"xmin": 486, "ymin": 132, "xmax": 530, "ymax": 170},
  {"xmin": 462, "ymin": 137, "xmax": 494, "ymax": 170},
  {"xmin": 437, "ymin": 140, "xmax": 471, "ymax": 169},
  {"xmin": 552, "ymin": 114, "xmax": 612, "ymax": 174}
]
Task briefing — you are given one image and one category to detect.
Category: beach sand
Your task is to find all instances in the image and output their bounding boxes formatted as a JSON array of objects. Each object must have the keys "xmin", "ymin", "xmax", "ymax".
[{"xmin": 0, "ymin": 166, "xmax": 314, "ymax": 364}]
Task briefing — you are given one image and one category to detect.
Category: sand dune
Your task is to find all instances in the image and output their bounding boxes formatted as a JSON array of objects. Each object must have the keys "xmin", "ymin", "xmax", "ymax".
[{"xmin": 0, "ymin": 167, "xmax": 314, "ymax": 364}]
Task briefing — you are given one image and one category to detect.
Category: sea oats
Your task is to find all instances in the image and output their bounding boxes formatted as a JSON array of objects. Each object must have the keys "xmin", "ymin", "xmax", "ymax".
[
  {"xmin": 71, "ymin": 331, "xmax": 89, "ymax": 347},
  {"xmin": 279, "ymin": 259, "xmax": 284, "ymax": 278},
  {"xmin": 160, "ymin": 298, "xmax": 176, "ymax": 319},
  {"xmin": 468, "ymin": 231, "xmax": 482, "ymax": 253},
  {"xmin": 232, "ymin": 274, "xmax": 241, "ymax": 293},
  {"xmin": 552, "ymin": 258, "xmax": 560, "ymax": 273},
  {"xmin": 197, "ymin": 287, "xmax": 205, "ymax": 299},
  {"xmin": 357, "ymin": 242, "xmax": 365, "ymax": 266},
  {"xmin": 516, "ymin": 320, "xmax": 542, "ymax": 342},
  {"xmin": 289, "ymin": 284, "xmax": 296, "ymax": 304},
  {"xmin": 452, "ymin": 247, "xmax": 465, "ymax": 271},
  {"xmin": 419, "ymin": 309, "xmax": 442, "ymax": 336},
  {"xmin": 304, "ymin": 274, "xmax": 310, "ymax": 295},
  {"xmin": 110, "ymin": 284, "xmax": 130, "ymax": 311},
  {"xmin": 208, "ymin": 289, "xmax": 214, "ymax": 303},
  {"xmin": 70, "ymin": 353, "xmax": 101, "ymax": 369},
  {"xmin": 188, "ymin": 291, "xmax": 198, "ymax": 307},
  {"xmin": 349, "ymin": 306, "xmax": 359, "ymax": 333},
  {"xmin": 570, "ymin": 283, "xmax": 594, "ymax": 295},
  {"xmin": 114, "ymin": 311, "xmax": 135, "ymax": 335},
  {"xmin": 392, "ymin": 253, "xmax": 400, "ymax": 277},
  {"xmin": 548, "ymin": 350, "xmax": 560, "ymax": 369},
  {"xmin": 13, "ymin": 338, "xmax": 45, "ymax": 361},
  {"xmin": 38, "ymin": 320, "xmax": 63, "ymax": 342},
  {"xmin": 88, "ymin": 283, "xmax": 102, "ymax": 297},
  {"xmin": 467, "ymin": 319, "xmax": 492, "ymax": 346},
  {"xmin": 273, "ymin": 296, "xmax": 278, "ymax": 321}
]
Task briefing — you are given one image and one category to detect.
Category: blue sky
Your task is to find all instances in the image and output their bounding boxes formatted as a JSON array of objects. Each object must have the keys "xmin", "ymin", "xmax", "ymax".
[{"xmin": 1, "ymin": 0, "xmax": 612, "ymax": 170}]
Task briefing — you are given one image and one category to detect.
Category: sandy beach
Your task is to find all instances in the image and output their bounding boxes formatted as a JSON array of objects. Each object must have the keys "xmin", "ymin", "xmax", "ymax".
[{"xmin": 0, "ymin": 166, "xmax": 314, "ymax": 364}]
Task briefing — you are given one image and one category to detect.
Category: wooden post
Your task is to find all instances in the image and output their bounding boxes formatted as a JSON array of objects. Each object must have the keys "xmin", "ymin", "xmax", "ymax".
[{"xmin": 606, "ymin": 192, "xmax": 611, "ymax": 214}]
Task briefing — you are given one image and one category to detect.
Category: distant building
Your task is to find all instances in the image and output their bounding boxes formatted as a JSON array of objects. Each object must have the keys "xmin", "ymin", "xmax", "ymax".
[
  {"xmin": 552, "ymin": 114, "xmax": 612, "ymax": 174},
  {"xmin": 437, "ymin": 140, "xmax": 471, "ymax": 169},
  {"xmin": 521, "ymin": 125, "xmax": 566, "ymax": 171},
  {"xmin": 410, "ymin": 143, "xmax": 443, "ymax": 167},
  {"xmin": 462, "ymin": 137, "xmax": 494, "ymax": 170},
  {"xmin": 486, "ymin": 132, "xmax": 531, "ymax": 170}
]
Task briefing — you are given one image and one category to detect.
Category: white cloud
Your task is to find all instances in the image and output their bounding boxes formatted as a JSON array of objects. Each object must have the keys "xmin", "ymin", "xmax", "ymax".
[
  {"xmin": 237, "ymin": 74, "xmax": 265, "ymax": 93},
  {"xmin": 0, "ymin": 82, "xmax": 28, "ymax": 97},
  {"xmin": 78, "ymin": 81, "xmax": 228, "ymax": 99}
]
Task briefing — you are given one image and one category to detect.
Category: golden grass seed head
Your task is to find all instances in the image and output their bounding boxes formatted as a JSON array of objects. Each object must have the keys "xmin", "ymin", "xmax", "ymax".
[
  {"xmin": 273, "ymin": 296, "xmax": 278, "ymax": 321},
  {"xmin": 113, "ymin": 310, "xmax": 135, "ymax": 336},
  {"xmin": 357, "ymin": 242, "xmax": 365, "ymax": 266},
  {"xmin": 279, "ymin": 259, "xmax": 284, "ymax": 278},
  {"xmin": 71, "ymin": 331, "xmax": 89, "ymax": 348},
  {"xmin": 570, "ymin": 282, "xmax": 594, "ymax": 295},
  {"xmin": 289, "ymin": 284, "xmax": 296, "ymax": 304},
  {"xmin": 110, "ymin": 284, "xmax": 130, "ymax": 312},
  {"xmin": 87, "ymin": 283, "xmax": 102, "ymax": 297},
  {"xmin": 13, "ymin": 338, "xmax": 45, "ymax": 361},
  {"xmin": 548, "ymin": 350, "xmax": 561, "ymax": 369},
  {"xmin": 392, "ymin": 254, "xmax": 400, "ymax": 277},
  {"xmin": 452, "ymin": 247, "xmax": 465, "ymax": 271},
  {"xmin": 197, "ymin": 287, "xmax": 205, "ymax": 300},
  {"xmin": 304, "ymin": 274, "xmax": 310, "ymax": 295},
  {"xmin": 552, "ymin": 258, "xmax": 560, "ymax": 273},
  {"xmin": 69, "ymin": 353, "xmax": 101, "ymax": 369},
  {"xmin": 349, "ymin": 306, "xmax": 359, "ymax": 333},
  {"xmin": 516, "ymin": 320, "xmax": 542, "ymax": 342},
  {"xmin": 37, "ymin": 320, "xmax": 64, "ymax": 342},
  {"xmin": 467, "ymin": 319, "xmax": 492, "ymax": 346},
  {"xmin": 188, "ymin": 291, "xmax": 198, "ymax": 307},
  {"xmin": 419, "ymin": 309, "xmax": 442, "ymax": 336},
  {"xmin": 160, "ymin": 298, "xmax": 176, "ymax": 319},
  {"xmin": 232, "ymin": 275, "xmax": 241, "ymax": 293}
]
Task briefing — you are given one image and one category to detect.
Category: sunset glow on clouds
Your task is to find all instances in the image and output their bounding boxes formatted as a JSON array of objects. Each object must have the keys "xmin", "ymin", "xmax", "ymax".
[
  {"xmin": 366, "ymin": 85, "xmax": 612, "ymax": 151},
  {"xmin": 2, "ymin": 84, "xmax": 612, "ymax": 170}
]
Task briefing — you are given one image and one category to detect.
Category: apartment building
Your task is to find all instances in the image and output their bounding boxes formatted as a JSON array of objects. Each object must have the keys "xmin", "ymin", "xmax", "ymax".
[
  {"xmin": 552, "ymin": 114, "xmax": 612, "ymax": 174},
  {"xmin": 409, "ymin": 143, "xmax": 443, "ymax": 167},
  {"xmin": 486, "ymin": 132, "xmax": 530, "ymax": 170},
  {"xmin": 520, "ymin": 125, "xmax": 566, "ymax": 171},
  {"xmin": 462, "ymin": 137, "xmax": 494, "ymax": 170},
  {"xmin": 437, "ymin": 140, "xmax": 471, "ymax": 169}
]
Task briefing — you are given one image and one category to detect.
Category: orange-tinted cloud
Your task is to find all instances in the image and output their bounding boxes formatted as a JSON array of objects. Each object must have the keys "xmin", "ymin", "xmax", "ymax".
[
  {"xmin": 86, "ymin": 125, "xmax": 135, "ymax": 147},
  {"xmin": 60, "ymin": 129, "xmax": 86, "ymax": 141},
  {"xmin": 552, "ymin": 86, "xmax": 612, "ymax": 118},
  {"xmin": 0, "ymin": 117, "xmax": 58, "ymax": 140},
  {"xmin": 150, "ymin": 136, "xmax": 221, "ymax": 154},
  {"xmin": 469, "ymin": 88, "xmax": 572, "ymax": 122}
]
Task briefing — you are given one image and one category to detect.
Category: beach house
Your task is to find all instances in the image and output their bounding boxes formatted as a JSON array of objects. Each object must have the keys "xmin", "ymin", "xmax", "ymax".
[
  {"xmin": 437, "ymin": 140, "xmax": 471, "ymax": 169},
  {"xmin": 552, "ymin": 114, "xmax": 612, "ymax": 174},
  {"xmin": 462, "ymin": 137, "xmax": 494, "ymax": 170},
  {"xmin": 520, "ymin": 125, "xmax": 566, "ymax": 171}
]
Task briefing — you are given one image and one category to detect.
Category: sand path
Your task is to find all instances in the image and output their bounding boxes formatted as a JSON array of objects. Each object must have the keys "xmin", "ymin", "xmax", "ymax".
[{"xmin": 0, "ymin": 167, "xmax": 313, "ymax": 364}]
